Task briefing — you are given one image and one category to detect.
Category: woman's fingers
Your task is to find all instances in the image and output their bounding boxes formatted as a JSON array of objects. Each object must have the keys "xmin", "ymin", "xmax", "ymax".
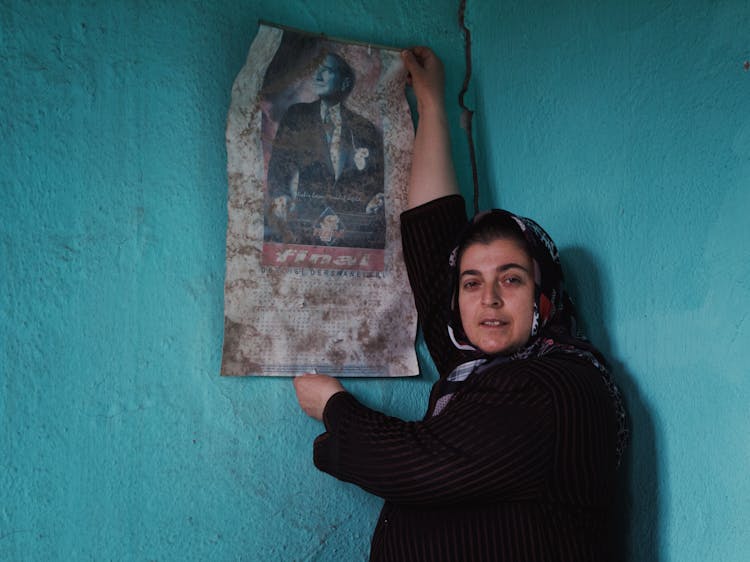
[
  {"xmin": 402, "ymin": 46, "xmax": 445, "ymax": 110},
  {"xmin": 293, "ymin": 374, "xmax": 345, "ymax": 421}
]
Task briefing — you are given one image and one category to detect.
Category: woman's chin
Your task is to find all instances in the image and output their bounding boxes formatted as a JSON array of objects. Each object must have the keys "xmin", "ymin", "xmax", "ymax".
[{"xmin": 474, "ymin": 338, "xmax": 529, "ymax": 356}]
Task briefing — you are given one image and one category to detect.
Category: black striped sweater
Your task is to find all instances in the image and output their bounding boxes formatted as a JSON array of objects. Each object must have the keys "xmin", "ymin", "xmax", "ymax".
[{"xmin": 313, "ymin": 195, "xmax": 618, "ymax": 561}]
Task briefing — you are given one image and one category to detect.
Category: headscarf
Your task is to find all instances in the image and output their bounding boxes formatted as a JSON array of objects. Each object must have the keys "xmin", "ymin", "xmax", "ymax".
[{"xmin": 434, "ymin": 209, "xmax": 628, "ymax": 465}]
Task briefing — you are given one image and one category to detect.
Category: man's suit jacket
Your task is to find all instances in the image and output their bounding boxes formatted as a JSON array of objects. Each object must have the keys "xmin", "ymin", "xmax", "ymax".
[{"xmin": 266, "ymin": 100, "xmax": 385, "ymax": 248}]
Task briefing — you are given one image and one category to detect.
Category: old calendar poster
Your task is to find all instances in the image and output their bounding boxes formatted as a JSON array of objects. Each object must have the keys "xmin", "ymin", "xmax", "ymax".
[{"xmin": 221, "ymin": 23, "xmax": 418, "ymax": 376}]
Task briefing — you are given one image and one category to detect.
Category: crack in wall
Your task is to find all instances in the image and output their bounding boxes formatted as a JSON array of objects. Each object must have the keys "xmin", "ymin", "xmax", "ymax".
[{"xmin": 458, "ymin": 0, "xmax": 480, "ymax": 214}]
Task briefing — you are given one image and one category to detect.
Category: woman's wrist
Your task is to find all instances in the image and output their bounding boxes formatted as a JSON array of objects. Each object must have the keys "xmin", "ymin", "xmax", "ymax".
[{"xmin": 416, "ymin": 97, "xmax": 447, "ymax": 119}]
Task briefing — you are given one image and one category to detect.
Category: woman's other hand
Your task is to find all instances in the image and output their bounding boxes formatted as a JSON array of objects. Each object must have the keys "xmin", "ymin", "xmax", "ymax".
[
  {"xmin": 402, "ymin": 46, "xmax": 445, "ymax": 113},
  {"xmin": 293, "ymin": 374, "xmax": 345, "ymax": 421}
]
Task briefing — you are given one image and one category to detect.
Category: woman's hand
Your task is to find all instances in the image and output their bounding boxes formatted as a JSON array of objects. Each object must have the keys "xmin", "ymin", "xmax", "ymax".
[
  {"xmin": 293, "ymin": 374, "xmax": 345, "ymax": 421},
  {"xmin": 402, "ymin": 46, "xmax": 445, "ymax": 114}
]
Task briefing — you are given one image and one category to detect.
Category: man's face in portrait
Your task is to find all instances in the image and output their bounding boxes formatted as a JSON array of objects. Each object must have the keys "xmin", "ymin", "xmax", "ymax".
[{"xmin": 314, "ymin": 54, "xmax": 350, "ymax": 102}]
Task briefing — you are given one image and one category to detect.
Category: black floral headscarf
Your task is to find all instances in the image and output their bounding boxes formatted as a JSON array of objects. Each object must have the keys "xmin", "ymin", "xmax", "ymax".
[{"xmin": 440, "ymin": 209, "xmax": 628, "ymax": 465}]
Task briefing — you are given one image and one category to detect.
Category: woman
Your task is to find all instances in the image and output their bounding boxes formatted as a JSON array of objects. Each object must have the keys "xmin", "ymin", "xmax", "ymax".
[{"xmin": 294, "ymin": 47, "xmax": 627, "ymax": 561}]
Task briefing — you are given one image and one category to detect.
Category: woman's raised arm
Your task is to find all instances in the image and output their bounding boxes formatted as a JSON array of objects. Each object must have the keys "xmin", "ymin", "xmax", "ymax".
[{"xmin": 401, "ymin": 47, "xmax": 459, "ymax": 209}]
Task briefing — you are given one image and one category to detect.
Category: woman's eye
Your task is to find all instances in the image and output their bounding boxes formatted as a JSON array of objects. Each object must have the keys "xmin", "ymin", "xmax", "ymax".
[
  {"xmin": 462, "ymin": 280, "xmax": 479, "ymax": 290},
  {"xmin": 502, "ymin": 276, "xmax": 522, "ymax": 285}
]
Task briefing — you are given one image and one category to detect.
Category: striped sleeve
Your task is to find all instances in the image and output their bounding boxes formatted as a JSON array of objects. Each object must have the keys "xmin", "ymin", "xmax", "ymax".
[
  {"xmin": 313, "ymin": 361, "xmax": 554, "ymax": 506},
  {"xmin": 400, "ymin": 195, "xmax": 468, "ymax": 375}
]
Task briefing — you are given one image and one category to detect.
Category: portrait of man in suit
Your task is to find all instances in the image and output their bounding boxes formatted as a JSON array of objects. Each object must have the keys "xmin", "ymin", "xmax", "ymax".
[{"xmin": 264, "ymin": 52, "xmax": 385, "ymax": 249}]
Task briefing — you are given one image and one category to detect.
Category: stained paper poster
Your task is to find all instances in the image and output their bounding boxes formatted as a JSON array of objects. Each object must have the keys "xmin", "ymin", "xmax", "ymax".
[{"xmin": 221, "ymin": 23, "xmax": 418, "ymax": 376}]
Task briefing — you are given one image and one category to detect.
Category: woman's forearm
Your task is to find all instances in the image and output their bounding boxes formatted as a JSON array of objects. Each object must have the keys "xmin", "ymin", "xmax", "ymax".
[
  {"xmin": 408, "ymin": 103, "xmax": 459, "ymax": 208},
  {"xmin": 402, "ymin": 47, "xmax": 459, "ymax": 209}
]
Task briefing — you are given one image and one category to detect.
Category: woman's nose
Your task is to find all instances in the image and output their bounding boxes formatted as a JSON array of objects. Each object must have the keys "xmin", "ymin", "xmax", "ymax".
[{"xmin": 481, "ymin": 284, "xmax": 502, "ymax": 306}]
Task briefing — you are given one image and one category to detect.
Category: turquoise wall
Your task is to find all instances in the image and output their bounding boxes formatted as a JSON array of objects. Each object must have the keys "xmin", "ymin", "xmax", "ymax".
[
  {"xmin": 469, "ymin": 1, "xmax": 750, "ymax": 561},
  {"xmin": 1, "ymin": 1, "xmax": 466, "ymax": 560},
  {"xmin": 2, "ymin": 1, "xmax": 748, "ymax": 561}
]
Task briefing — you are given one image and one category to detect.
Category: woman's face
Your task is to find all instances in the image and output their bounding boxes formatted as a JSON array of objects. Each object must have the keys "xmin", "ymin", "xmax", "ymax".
[{"xmin": 458, "ymin": 238, "xmax": 536, "ymax": 355}]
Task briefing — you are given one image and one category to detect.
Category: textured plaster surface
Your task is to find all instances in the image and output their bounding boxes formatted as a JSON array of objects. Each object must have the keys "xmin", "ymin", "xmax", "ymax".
[
  {"xmin": 3, "ymin": 0, "xmax": 748, "ymax": 561},
  {"xmin": 470, "ymin": 1, "xmax": 750, "ymax": 561},
  {"xmin": 1, "ymin": 1, "xmax": 463, "ymax": 560}
]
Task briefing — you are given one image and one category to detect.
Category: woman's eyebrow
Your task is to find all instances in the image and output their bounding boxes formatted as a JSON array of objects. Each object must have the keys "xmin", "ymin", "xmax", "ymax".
[
  {"xmin": 459, "ymin": 263, "xmax": 530, "ymax": 277},
  {"xmin": 459, "ymin": 269, "xmax": 481, "ymax": 279},
  {"xmin": 497, "ymin": 262, "xmax": 530, "ymax": 273}
]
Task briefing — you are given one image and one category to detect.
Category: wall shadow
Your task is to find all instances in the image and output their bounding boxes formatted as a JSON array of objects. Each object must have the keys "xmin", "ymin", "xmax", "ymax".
[{"xmin": 561, "ymin": 246, "xmax": 660, "ymax": 562}]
